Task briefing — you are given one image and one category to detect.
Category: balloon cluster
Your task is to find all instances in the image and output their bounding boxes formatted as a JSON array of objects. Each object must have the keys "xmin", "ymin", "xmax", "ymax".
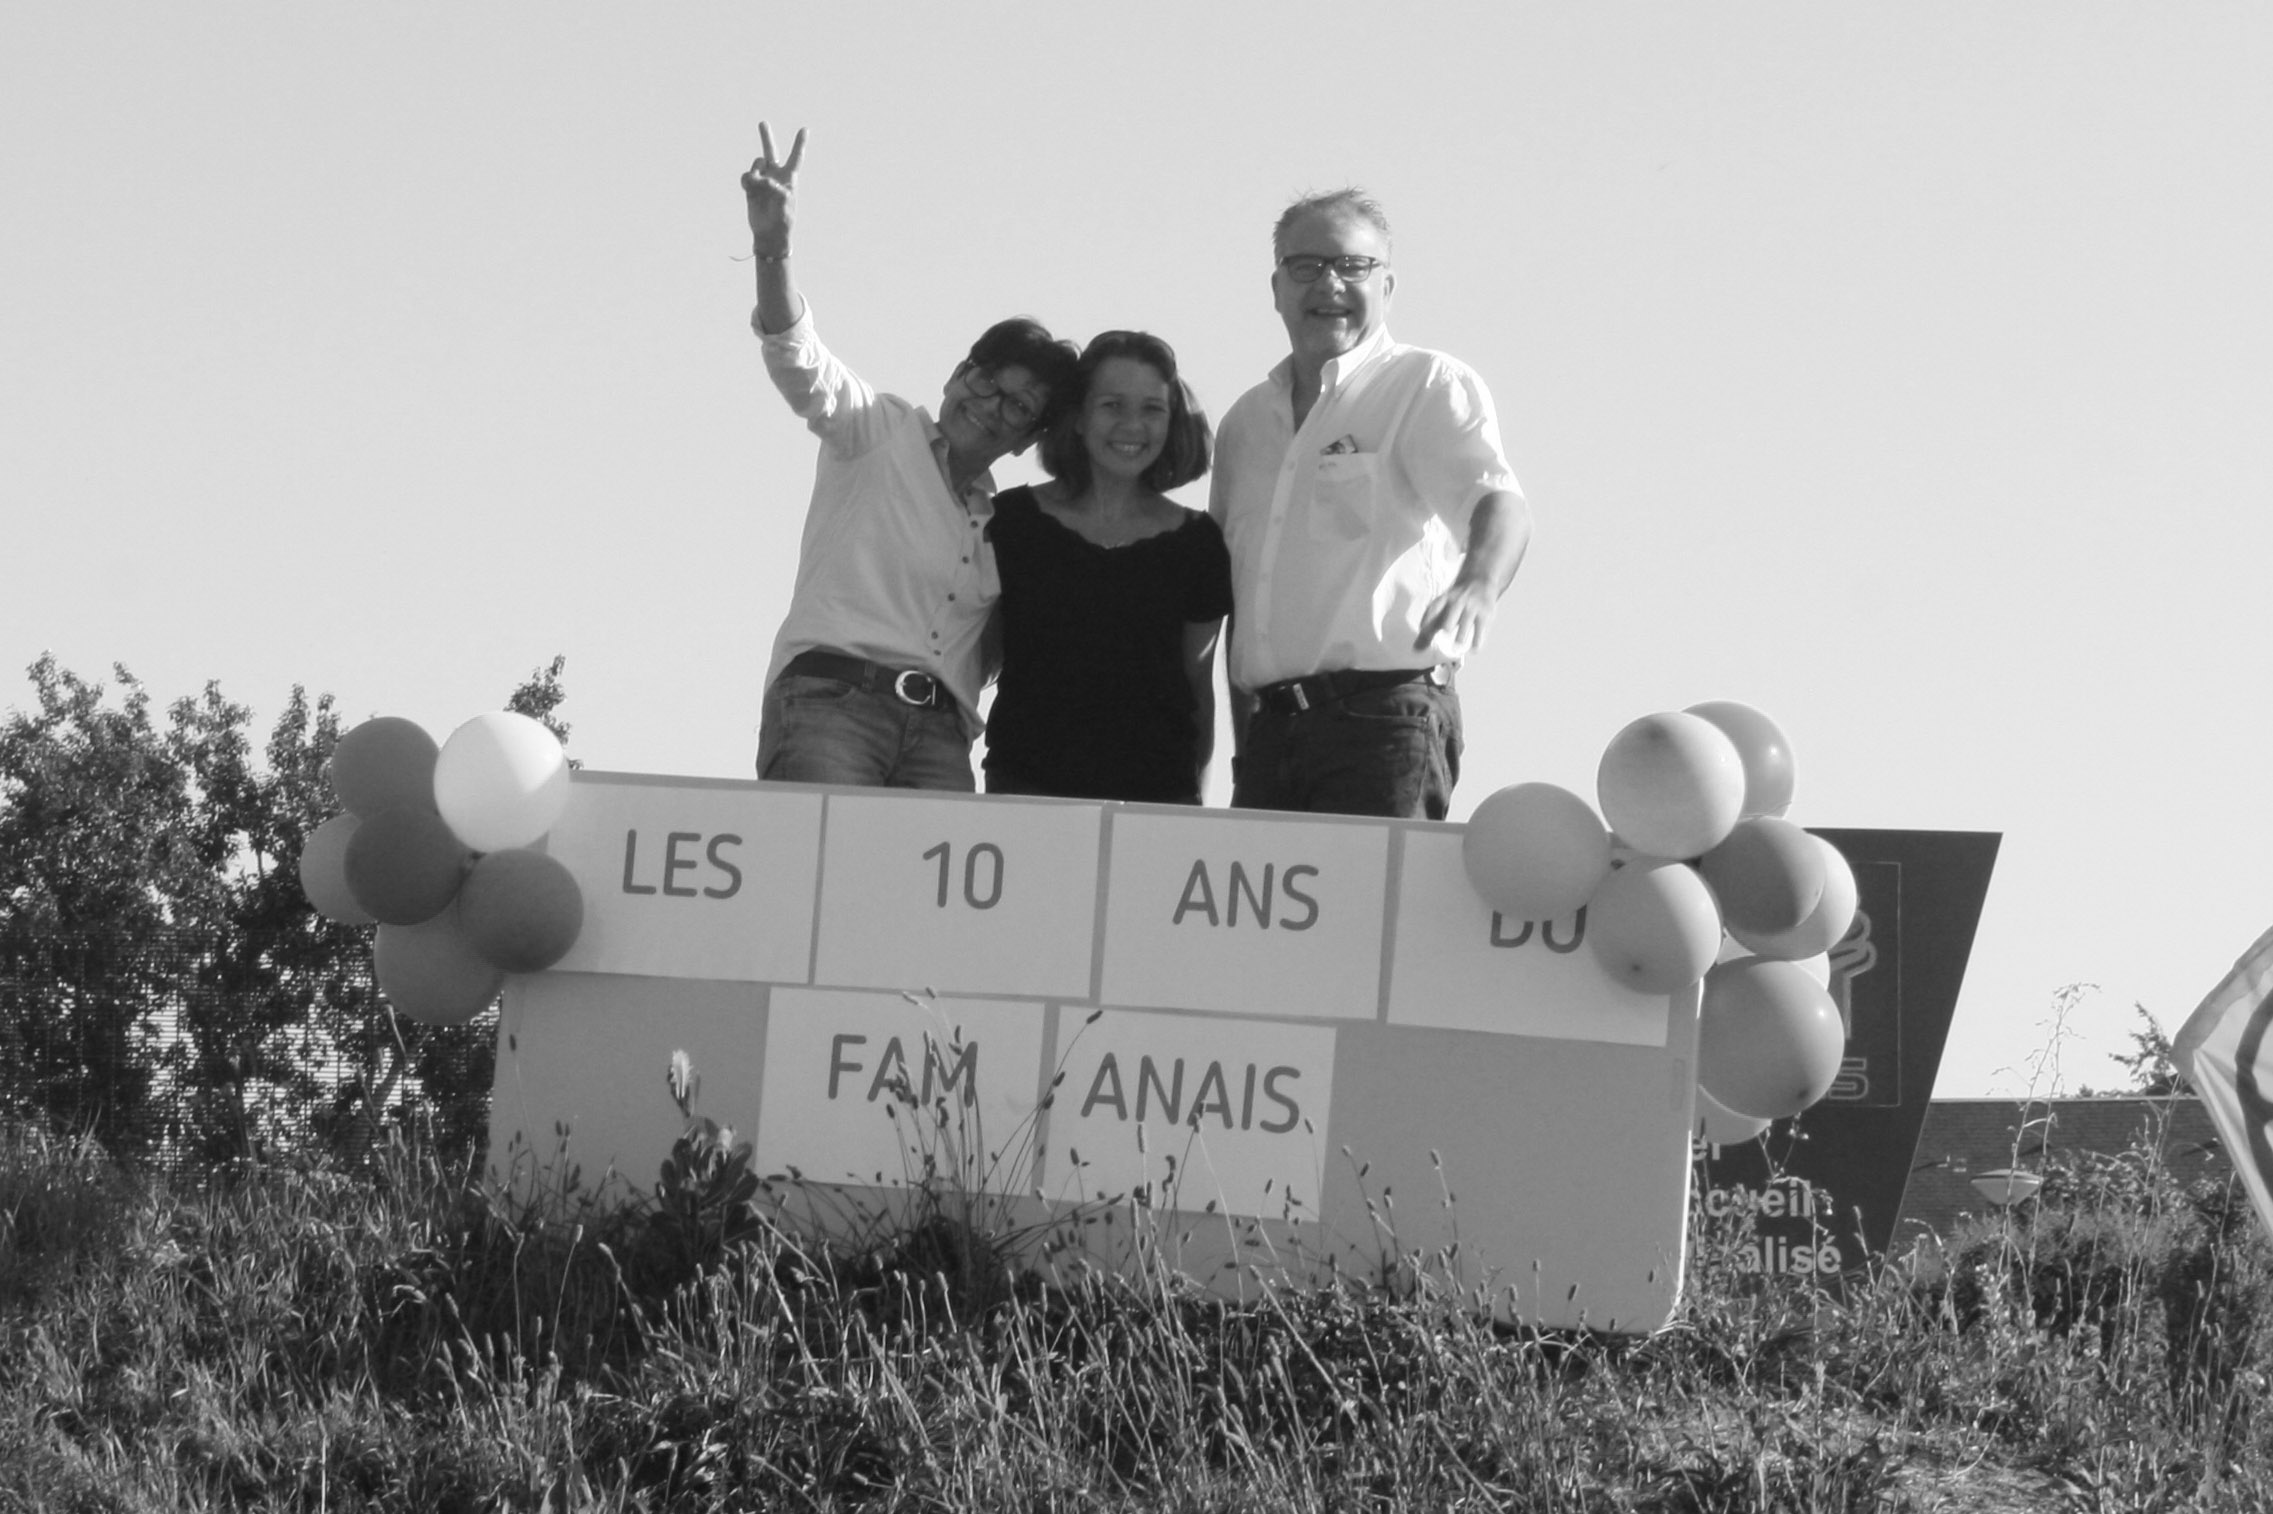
[
  {"xmin": 1461, "ymin": 701, "xmax": 1855, "ymax": 1143},
  {"xmin": 298, "ymin": 713, "xmax": 583, "ymax": 1026}
]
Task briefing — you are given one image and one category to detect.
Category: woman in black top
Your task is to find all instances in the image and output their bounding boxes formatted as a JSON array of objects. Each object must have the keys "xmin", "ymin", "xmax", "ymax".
[{"xmin": 984, "ymin": 331, "xmax": 1233, "ymax": 803}]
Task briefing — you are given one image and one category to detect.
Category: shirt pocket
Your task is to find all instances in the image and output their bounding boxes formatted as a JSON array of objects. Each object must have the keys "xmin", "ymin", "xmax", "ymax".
[{"xmin": 1309, "ymin": 453, "xmax": 1381, "ymax": 543}]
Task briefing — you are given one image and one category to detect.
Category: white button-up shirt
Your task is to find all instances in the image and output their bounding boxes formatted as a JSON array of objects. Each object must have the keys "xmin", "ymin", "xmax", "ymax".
[
  {"xmin": 757, "ymin": 308, "xmax": 1001, "ymax": 737},
  {"xmin": 1210, "ymin": 326, "xmax": 1521, "ymax": 692}
]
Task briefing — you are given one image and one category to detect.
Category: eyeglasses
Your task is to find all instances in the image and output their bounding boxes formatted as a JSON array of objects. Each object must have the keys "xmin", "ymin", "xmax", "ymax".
[
  {"xmin": 961, "ymin": 367, "xmax": 1046, "ymax": 430},
  {"xmin": 1278, "ymin": 254, "xmax": 1387, "ymax": 284}
]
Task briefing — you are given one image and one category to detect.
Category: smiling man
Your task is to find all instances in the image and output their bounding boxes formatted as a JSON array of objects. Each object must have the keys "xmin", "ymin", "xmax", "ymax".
[
  {"xmin": 1211, "ymin": 189, "xmax": 1532, "ymax": 819},
  {"xmin": 742, "ymin": 125, "xmax": 1079, "ymax": 788}
]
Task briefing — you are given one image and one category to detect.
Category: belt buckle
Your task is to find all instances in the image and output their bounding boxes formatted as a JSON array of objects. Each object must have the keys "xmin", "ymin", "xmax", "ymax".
[{"xmin": 893, "ymin": 669, "xmax": 936, "ymax": 707}]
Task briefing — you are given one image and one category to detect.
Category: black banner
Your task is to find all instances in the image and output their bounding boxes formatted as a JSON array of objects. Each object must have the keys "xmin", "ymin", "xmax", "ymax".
[{"xmin": 1699, "ymin": 829, "xmax": 2000, "ymax": 1276}]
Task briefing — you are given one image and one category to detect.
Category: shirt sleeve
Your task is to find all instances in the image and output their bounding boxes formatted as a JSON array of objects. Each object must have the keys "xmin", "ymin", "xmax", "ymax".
[
  {"xmin": 1393, "ymin": 356, "xmax": 1523, "ymax": 534},
  {"xmin": 1206, "ymin": 388, "xmax": 1257, "ymax": 528},
  {"xmin": 754, "ymin": 305, "xmax": 899, "ymax": 460}
]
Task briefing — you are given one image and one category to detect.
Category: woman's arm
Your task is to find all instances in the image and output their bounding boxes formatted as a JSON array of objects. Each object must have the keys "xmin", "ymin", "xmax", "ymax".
[
  {"xmin": 743, "ymin": 122, "xmax": 807, "ymax": 335},
  {"xmin": 1183, "ymin": 617, "xmax": 1224, "ymax": 797},
  {"xmin": 744, "ymin": 125, "xmax": 896, "ymax": 456}
]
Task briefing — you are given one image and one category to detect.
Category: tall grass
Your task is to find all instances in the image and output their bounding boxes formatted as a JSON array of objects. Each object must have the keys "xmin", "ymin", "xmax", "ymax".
[{"xmin": 4, "ymin": 1096, "xmax": 2269, "ymax": 1512}]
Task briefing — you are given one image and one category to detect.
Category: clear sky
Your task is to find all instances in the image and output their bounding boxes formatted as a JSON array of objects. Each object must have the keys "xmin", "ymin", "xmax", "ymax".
[{"xmin": 6, "ymin": 5, "xmax": 2270, "ymax": 1097}]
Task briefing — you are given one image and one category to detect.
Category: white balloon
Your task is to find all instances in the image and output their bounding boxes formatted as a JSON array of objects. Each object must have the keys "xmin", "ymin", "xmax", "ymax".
[
  {"xmin": 1683, "ymin": 700, "xmax": 1796, "ymax": 819},
  {"xmin": 1462, "ymin": 782, "xmax": 1611, "ymax": 922},
  {"xmin": 1597, "ymin": 712, "xmax": 1745, "ymax": 860},
  {"xmin": 1587, "ymin": 860, "xmax": 1723, "ymax": 995},
  {"xmin": 433, "ymin": 712, "xmax": 571, "ymax": 853}
]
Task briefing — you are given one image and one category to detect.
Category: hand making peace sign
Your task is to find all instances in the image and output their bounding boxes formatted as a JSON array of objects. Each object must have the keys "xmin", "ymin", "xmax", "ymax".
[{"xmin": 742, "ymin": 122, "xmax": 807, "ymax": 259}]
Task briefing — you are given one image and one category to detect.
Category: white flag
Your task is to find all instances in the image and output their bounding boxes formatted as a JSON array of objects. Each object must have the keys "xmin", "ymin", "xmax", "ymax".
[{"xmin": 2174, "ymin": 923, "xmax": 2273, "ymax": 1239}]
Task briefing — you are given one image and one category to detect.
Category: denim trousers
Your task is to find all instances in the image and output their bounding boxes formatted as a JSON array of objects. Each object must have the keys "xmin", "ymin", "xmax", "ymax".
[
  {"xmin": 756, "ymin": 673, "xmax": 975, "ymax": 791},
  {"xmin": 1231, "ymin": 680, "xmax": 1462, "ymax": 820}
]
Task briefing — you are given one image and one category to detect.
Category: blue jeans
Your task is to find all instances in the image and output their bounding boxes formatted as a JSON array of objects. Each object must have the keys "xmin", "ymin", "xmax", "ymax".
[
  {"xmin": 1231, "ymin": 680, "xmax": 1462, "ymax": 820},
  {"xmin": 756, "ymin": 674, "xmax": 975, "ymax": 791}
]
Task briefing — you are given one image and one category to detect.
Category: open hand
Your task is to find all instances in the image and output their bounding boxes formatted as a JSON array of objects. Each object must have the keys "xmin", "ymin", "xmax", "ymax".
[
  {"xmin": 741, "ymin": 122, "xmax": 806, "ymax": 258},
  {"xmin": 1415, "ymin": 580, "xmax": 1492, "ymax": 657}
]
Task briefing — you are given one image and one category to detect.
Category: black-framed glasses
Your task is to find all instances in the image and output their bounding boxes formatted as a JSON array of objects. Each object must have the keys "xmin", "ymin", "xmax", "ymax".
[
  {"xmin": 961, "ymin": 367, "xmax": 1046, "ymax": 430},
  {"xmin": 1278, "ymin": 254, "xmax": 1387, "ymax": 284}
]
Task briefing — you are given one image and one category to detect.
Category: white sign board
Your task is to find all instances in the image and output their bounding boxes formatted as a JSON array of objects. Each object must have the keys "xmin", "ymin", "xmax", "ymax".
[
  {"xmin": 1100, "ymin": 812, "xmax": 1389, "ymax": 1020},
  {"xmin": 490, "ymin": 772, "xmax": 1700, "ymax": 1333},
  {"xmin": 755, "ymin": 987, "xmax": 1051, "ymax": 1190}
]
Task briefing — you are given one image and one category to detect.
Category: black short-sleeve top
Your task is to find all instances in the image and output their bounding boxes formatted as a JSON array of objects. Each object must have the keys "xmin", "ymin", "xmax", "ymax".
[{"xmin": 983, "ymin": 485, "xmax": 1235, "ymax": 802}]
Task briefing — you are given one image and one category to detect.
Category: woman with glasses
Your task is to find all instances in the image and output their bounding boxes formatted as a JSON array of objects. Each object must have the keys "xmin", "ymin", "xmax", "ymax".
[
  {"xmin": 982, "ymin": 331, "xmax": 1233, "ymax": 804},
  {"xmin": 741, "ymin": 123, "xmax": 1080, "ymax": 790}
]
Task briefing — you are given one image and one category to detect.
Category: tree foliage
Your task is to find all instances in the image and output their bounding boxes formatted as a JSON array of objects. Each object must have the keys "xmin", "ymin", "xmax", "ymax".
[
  {"xmin": 0, "ymin": 654, "xmax": 572, "ymax": 1166},
  {"xmin": 2111, "ymin": 1003, "xmax": 2190, "ymax": 1097},
  {"xmin": 507, "ymin": 654, "xmax": 578, "ymax": 767}
]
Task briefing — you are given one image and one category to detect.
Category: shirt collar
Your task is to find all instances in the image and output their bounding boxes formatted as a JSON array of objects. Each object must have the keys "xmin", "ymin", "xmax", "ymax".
[
  {"xmin": 1268, "ymin": 324, "xmax": 1397, "ymax": 407},
  {"xmin": 918, "ymin": 409, "xmax": 998, "ymax": 508}
]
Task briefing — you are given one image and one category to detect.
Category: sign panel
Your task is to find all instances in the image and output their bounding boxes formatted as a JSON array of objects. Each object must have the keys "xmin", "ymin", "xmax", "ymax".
[
  {"xmin": 754, "ymin": 988, "xmax": 1050, "ymax": 1190},
  {"xmin": 1824, "ymin": 860, "xmax": 1902, "ymax": 1107},
  {"xmin": 491, "ymin": 973, "xmax": 769, "ymax": 1192},
  {"xmin": 813, "ymin": 794, "xmax": 1102, "ymax": 999},
  {"xmin": 544, "ymin": 777, "xmax": 823, "ymax": 984},
  {"xmin": 1389, "ymin": 831, "xmax": 1671, "ymax": 1045},
  {"xmin": 1052, "ymin": 1010, "xmax": 1338, "ymax": 1221},
  {"xmin": 1099, "ymin": 811, "xmax": 1388, "ymax": 1020},
  {"xmin": 1699, "ymin": 830, "xmax": 1998, "ymax": 1277},
  {"xmin": 490, "ymin": 771, "xmax": 1718, "ymax": 1332}
]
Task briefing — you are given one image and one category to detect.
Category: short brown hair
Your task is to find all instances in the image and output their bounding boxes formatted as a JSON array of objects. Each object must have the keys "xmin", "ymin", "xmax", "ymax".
[
  {"xmin": 1037, "ymin": 330, "xmax": 1212, "ymax": 495},
  {"xmin": 963, "ymin": 318, "xmax": 1082, "ymax": 431}
]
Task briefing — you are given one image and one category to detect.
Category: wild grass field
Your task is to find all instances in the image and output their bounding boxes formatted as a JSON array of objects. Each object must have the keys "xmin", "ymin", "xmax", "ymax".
[{"xmin": 3, "ymin": 1090, "xmax": 2269, "ymax": 1513}]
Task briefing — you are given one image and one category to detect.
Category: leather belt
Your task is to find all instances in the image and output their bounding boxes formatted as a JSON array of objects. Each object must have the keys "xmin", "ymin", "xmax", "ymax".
[
  {"xmin": 1251, "ymin": 666, "xmax": 1445, "ymax": 716},
  {"xmin": 782, "ymin": 650, "xmax": 949, "ymax": 710}
]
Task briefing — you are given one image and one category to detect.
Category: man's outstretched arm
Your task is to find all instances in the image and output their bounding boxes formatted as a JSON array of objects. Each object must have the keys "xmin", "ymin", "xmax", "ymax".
[{"xmin": 1416, "ymin": 489, "xmax": 1531, "ymax": 655}]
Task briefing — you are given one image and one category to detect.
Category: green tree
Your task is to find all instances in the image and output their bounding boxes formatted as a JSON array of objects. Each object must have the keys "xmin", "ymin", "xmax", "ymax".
[
  {"xmin": 505, "ymin": 654, "xmax": 578, "ymax": 768},
  {"xmin": 0, "ymin": 657, "xmax": 222, "ymax": 1157},
  {"xmin": 167, "ymin": 682, "xmax": 394, "ymax": 1162},
  {"xmin": 2, "ymin": 654, "xmax": 575, "ymax": 1165},
  {"xmin": 2110, "ymin": 1003, "xmax": 2190, "ymax": 1097}
]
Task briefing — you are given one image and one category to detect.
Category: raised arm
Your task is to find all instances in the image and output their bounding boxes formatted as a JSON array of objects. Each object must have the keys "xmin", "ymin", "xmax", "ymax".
[{"xmin": 743, "ymin": 122, "xmax": 807, "ymax": 336}]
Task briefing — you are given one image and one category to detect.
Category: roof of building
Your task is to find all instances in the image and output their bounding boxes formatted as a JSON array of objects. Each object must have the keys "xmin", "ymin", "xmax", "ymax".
[{"xmin": 1891, "ymin": 1096, "xmax": 2229, "ymax": 1247}]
